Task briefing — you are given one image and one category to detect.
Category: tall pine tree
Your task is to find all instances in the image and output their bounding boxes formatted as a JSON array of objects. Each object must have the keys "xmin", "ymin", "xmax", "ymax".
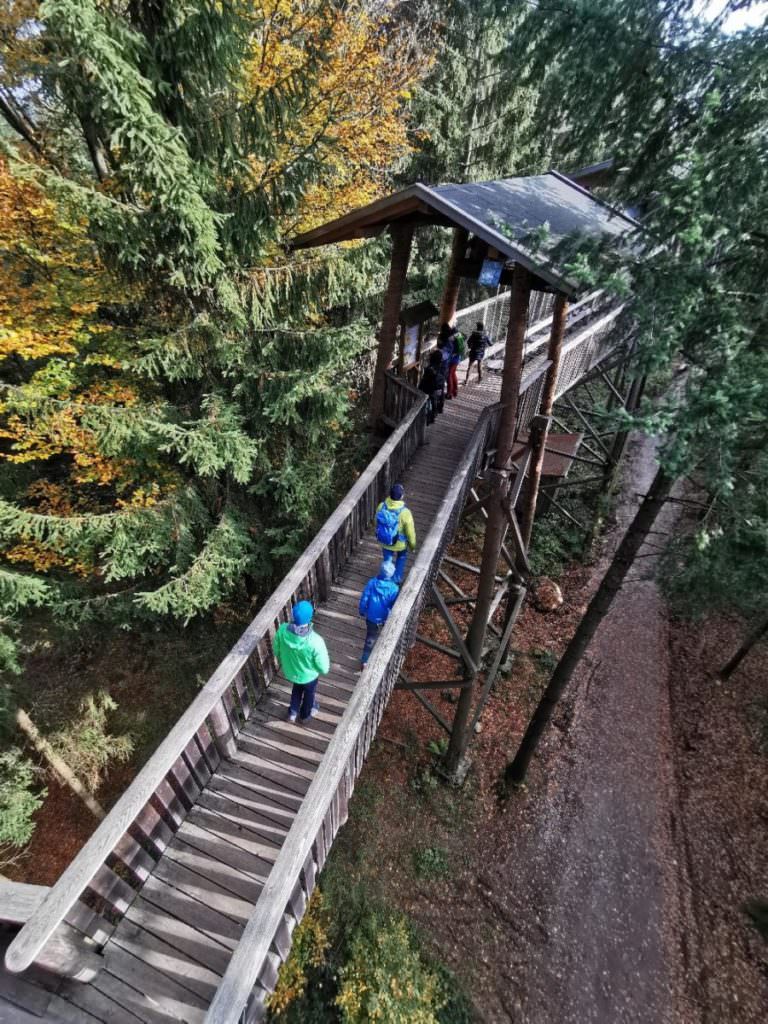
[{"xmin": 0, "ymin": 0, "xmax": 421, "ymax": 655}]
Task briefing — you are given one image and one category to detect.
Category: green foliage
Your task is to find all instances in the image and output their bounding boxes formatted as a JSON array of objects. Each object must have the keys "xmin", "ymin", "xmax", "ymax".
[
  {"xmin": 427, "ymin": 737, "xmax": 448, "ymax": 758},
  {"xmin": 412, "ymin": 845, "xmax": 450, "ymax": 881},
  {"xmin": 743, "ymin": 898, "xmax": 768, "ymax": 942},
  {"xmin": 505, "ymin": 1, "xmax": 768, "ymax": 621},
  {"xmin": 0, "ymin": 747, "xmax": 46, "ymax": 862},
  {"xmin": 268, "ymin": 891, "xmax": 332, "ymax": 1018},
  {"xmin": 0, "ymin": 0, "xmax": 384, "ymax": 639},
  {"xmin": 661, "ymin": 453, "xmax": 768, "ymax": 620},
  {"xmin": 528, "ymin": 648, "xmax": 558, "ymax": 675},
  {"xmin": 528, "ymin": 516, "xmax": 583, "ymax": 577},
  {"xmin": 50, "ymin": 692, "xmax": 133, "ymax": 792},
  {"xmin": 336, "ymin": 912, "xmax": 445, "ymax": 1024}
]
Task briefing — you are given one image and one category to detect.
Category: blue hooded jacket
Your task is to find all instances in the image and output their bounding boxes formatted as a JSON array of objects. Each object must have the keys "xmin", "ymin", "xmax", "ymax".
[{"xmin": 359, "ymin": 575, "xmax": 399, "ymax": 625}]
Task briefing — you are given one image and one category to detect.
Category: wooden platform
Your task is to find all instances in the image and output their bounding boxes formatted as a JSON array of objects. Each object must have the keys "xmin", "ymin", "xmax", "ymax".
[{"xmin": 0, "ymin": 376, "xmax": 503, "ymax": 1024}]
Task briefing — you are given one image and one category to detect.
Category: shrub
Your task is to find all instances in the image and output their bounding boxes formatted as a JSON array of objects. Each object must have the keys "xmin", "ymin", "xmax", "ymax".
[
  {"xmin": 268, "ymin": 890, "xmax": 332, "ymax": 1017},
  {"xmin": 412, "ymin": 845, "xmax": 450, "ymax": 880},
  {"xmin": 50, "ymin": 692, "xmax": 133, "ymax": 792},
  {"xmin": 0, "ymin": 747, "xmax": 46, "ymax": 864},
  {"xmin": 336, "ymin": 912, "xmax": 445, "ymax": 1024}
]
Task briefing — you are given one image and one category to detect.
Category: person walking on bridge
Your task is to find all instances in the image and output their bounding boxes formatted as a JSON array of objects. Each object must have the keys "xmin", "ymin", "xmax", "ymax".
[
  {"xmin": 358, "ymin": 560, "xmax": 400, "ymax": 671},
  {"xmin": 375, "ymin": 483, "xmax": 416, "ymax": 585},
  {"xmin": 464, "ymin": 320, "xmax": 491, "ymax": 384},
  {"xmin": 272, "ymin": 601, "xmax": 330, "ymax": 723}
]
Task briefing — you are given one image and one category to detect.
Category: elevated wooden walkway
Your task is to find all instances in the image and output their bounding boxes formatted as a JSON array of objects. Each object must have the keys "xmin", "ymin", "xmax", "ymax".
[
  {"xmin": 1, "ymin": 292, "xmax": 624, "ymax": 1024},
  {"xmin": 2, "ymin": 378, "xmax": 504, "ymax": 1024}
]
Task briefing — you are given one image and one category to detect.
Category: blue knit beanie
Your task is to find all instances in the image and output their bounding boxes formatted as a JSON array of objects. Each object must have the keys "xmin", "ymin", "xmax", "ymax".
[
  {"xmin": 378, "ymin": 561, "xmax": 396, "ymax": 580},
  {"xmin": 390, "ymin": 483, "xmax": 404, "ymax": 501},
  {"xmin": 292, "ymin": 600, "xmax": 314, "ymax": 626}
]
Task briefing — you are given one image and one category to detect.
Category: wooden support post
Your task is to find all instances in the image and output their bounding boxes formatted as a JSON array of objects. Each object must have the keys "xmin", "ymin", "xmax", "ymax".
[
  {"xmin": 439, "ymin": 227, "xmax": 469, "ymax": 324},
  {"xmin": 470, "ymin": 584, "xmax": 526, "ymax": 733},
  {"xmin": 370, "ymin": 222, "xmax": 415, "ymax": 426},
  {"xmin": 445, "ymin": 265, "xmax": 531, "ymax": 777},
  {"xmin": 520, "ymin": 292, "xmax": 568, "ymax": 549}
]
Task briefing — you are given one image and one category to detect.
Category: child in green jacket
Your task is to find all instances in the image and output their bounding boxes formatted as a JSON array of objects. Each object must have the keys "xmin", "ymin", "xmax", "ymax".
[{"xmin": 272, "ymin": 601, "xmax": 330, "ymax": 722}]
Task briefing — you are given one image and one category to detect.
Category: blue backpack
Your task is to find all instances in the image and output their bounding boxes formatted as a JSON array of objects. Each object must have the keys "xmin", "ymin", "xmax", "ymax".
[{"xmin": 376, "ymin": 503, "xmax": 402, "ymax": 546}]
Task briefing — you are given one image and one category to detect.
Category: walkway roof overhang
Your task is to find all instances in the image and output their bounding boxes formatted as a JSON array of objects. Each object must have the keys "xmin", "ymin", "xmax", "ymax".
[{"xmin": 291, "ymin": 171, "xmax": 640, "ymax": 297}]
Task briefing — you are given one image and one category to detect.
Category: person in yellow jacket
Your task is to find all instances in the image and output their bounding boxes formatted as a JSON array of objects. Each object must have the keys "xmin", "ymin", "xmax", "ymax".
[{"xmin": 375, "ymin": 483, "xmax": 416, "ymax": 585}]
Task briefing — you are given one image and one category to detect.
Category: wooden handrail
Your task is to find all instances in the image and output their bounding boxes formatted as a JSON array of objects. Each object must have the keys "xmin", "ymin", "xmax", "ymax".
[{"xmin": 4, "ymin": 375, "xmax": 427, "ymax": 977}]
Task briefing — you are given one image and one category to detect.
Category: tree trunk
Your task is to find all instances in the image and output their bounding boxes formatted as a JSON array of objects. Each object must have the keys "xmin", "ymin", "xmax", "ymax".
[
  {"xmin": 520, "ymin": 292, "xmax": 568, "ymax": 548},
  {"xmin": 369, "ymin": 222, "xmax": 415, "ymax": 427},
  {"xmin": 504, "ymin": 465, "xmax": 675, "ymax": 787},
  {"xmin": 445, "ymin": 265, "xmax": 531, "ymax": 776},
  {"xmin": 718, "ymin": 611, "xmax": 768, "ymax": 681},
  {"xmin": 15, "ymin": 708, "xmax": 106, "ymax": 821},
  {"xmin": 439, "ymin": 227, "xmax": 469, "ymax": 324}
]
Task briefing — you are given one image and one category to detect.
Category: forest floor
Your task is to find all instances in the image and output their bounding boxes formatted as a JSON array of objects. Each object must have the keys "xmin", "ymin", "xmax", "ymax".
[{"xmin": 322, "ymin": 433, "xmax": 768, "ymax": 1023}]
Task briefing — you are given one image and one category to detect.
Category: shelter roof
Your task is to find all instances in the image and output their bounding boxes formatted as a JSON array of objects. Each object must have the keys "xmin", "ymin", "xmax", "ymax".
[{"xmin": 291, "ymin": 171, "xmax": 639, "ymax": 296}]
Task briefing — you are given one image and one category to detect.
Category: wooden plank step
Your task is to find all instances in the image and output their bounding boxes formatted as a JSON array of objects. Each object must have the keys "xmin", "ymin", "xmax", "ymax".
[
  {"xmin": 162, "ymin": 837, "xmax": 263, "ymax": 906},
  {"xmin": 183, "ymin": 805, "xmax": 279, "ymax": 872},
  {"xmin": 97, "ymin": 943, "xmax": 207, "ymax": 1023},
  {"xmin": 195, "ymin": 789, "xmax": 286, "ymax": 850},
  {"xmin": 47, "ymin": 984, "xmax": 141, "ymax": 1024},
  {"xmin": 173, "ymin": 818, "xmax": 272, "ymax": 889},
  {"xmin": 151, "ymin": 846, "xmax": 256, "ymax": 925}
]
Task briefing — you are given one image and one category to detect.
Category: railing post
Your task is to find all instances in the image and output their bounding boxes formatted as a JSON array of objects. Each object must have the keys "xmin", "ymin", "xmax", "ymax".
[
  {"xmin": 520, "ymin": 292, "xmax": 568, "ymax": 548},
  {"xmin": 208, "ymin": 699, "xmax": 238, "ymax": 760}
]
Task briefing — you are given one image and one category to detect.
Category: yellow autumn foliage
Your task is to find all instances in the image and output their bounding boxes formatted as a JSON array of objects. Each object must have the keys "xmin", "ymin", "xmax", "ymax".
[
  {"xmin": 245, "ymin": 0, "xmax": 430, "ymax": 234},
  {"xmin": 0, "ymin": 159, "xmax": 118, "ymax": 362},
  {"xmin": 267, "ymin": 889, "xmax": 331, "ymax": 1014}
]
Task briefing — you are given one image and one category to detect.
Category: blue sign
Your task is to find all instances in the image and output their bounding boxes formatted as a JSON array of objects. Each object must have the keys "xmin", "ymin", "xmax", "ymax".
[{"xmin": 478, "ymin": 258, "xmax": 503, "ymax": 287}]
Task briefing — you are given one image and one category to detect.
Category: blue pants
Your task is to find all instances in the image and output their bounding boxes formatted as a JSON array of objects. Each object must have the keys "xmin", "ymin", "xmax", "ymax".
[
  {"xmin": 289, "ymin": 678, "xmax": 318, "ymax": 720},
  {"xmin": 381, "ymin": 548, "xmax": 408, "ymax": 584},
  {"xmin": 361, "ymin": 620, "xmax": 381, "ymax": 665}
]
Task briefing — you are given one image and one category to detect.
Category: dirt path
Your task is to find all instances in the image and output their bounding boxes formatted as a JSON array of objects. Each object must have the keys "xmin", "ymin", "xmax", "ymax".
[{"xmin": 476, "ymin": 434, "xmax": 697, "ymax": 1024}]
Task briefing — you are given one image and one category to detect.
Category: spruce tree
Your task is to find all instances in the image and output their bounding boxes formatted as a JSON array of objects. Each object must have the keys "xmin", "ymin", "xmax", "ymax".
[
  {"xmin": 0, "ymin": 0, "xmax": 381, "ymax": 652},
  {"xmin": 501, "ymin": 1, "xmax": 768, "ymax": 781}
]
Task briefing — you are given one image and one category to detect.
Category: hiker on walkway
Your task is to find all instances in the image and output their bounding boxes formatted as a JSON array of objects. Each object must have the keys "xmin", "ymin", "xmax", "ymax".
[
  {"xmin": 272, "ymin": 600, "xmax": 330, "ymax": 723},
  {"xmin": 419, "ymin": 349, "xmax": 446, "ymax": 425},
  {"xmin": 464, "ymin": 320, "xmax": 492, "ymax": 384},
  {"xmin": 358, "ymin": 560, "xmax": 399, "ymax": 670},
  {"xmin": 375, "ymin": 483, "xmax": 416, "ymax": 584},
  {"xmin": 438, "ymin": 322, "xmax": 464, "ymax": 400}
]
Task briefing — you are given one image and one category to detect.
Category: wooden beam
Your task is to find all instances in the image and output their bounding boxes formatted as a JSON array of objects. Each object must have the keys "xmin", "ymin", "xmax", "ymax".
[
  {"xmin": 0, "ymin": 882, "xmax": 103, "ymax": 982},
  {"xmin": 520, "ymin": 292, "xmax": 568, "ymax": 548},
  {"xmin": 370, "ymin": 222, "xmax": 415, "ymax": 426},
  {"xmin": 431, "ymin": 584, "xmax": 478, "ymax": 675},
  {"xmin": 409, "ymin": 687, "xmax": 452, "ymax": 734},
  {"xmin": 415, "ymin": 633, "xmax": 463, "ymax": 660},
  {"xmin": 395, "ymin": 678, "xmax": 473, "ymax": 692},
  {"xmin": 471, "ymin": 584, "xmax": 526, "ymax": 733},
  {"xmin": 439, "ymin": 227, "xmax": 469, "ymax": 324},
  {"xmin": 449, "ymin": 264, "xmax": 532, "ymax": 774}
]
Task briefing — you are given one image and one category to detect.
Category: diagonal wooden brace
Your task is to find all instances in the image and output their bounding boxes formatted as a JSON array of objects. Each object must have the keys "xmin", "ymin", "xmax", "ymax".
[{"xmin": 430, "ymin": 583, "xmax": 478, "ymax": 675}]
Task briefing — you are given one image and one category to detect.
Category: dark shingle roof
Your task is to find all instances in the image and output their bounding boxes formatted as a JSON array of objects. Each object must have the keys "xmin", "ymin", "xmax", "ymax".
[{"xmin": 291, "ymin": 171, "xmax": 639, "ymax": 296}]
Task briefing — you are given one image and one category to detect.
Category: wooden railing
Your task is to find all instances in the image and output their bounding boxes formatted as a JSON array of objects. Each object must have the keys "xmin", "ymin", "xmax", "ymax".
[
  {"xmin": 4, "ymin": 373, "xmax": 427, "ymax": 978},
  {"xmin": 205, "ymin": 357, "xmax": 549, "ymax": 1024},
  {"xmin": 206, "ymin": 412, "xmax": 501, "ymax": 1024}
]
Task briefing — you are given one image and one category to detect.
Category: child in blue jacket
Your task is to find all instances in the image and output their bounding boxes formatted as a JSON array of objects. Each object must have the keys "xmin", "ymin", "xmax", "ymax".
[{"xmin": 359, "ymin": 561, "xmax": 400, "ymax": 670}]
